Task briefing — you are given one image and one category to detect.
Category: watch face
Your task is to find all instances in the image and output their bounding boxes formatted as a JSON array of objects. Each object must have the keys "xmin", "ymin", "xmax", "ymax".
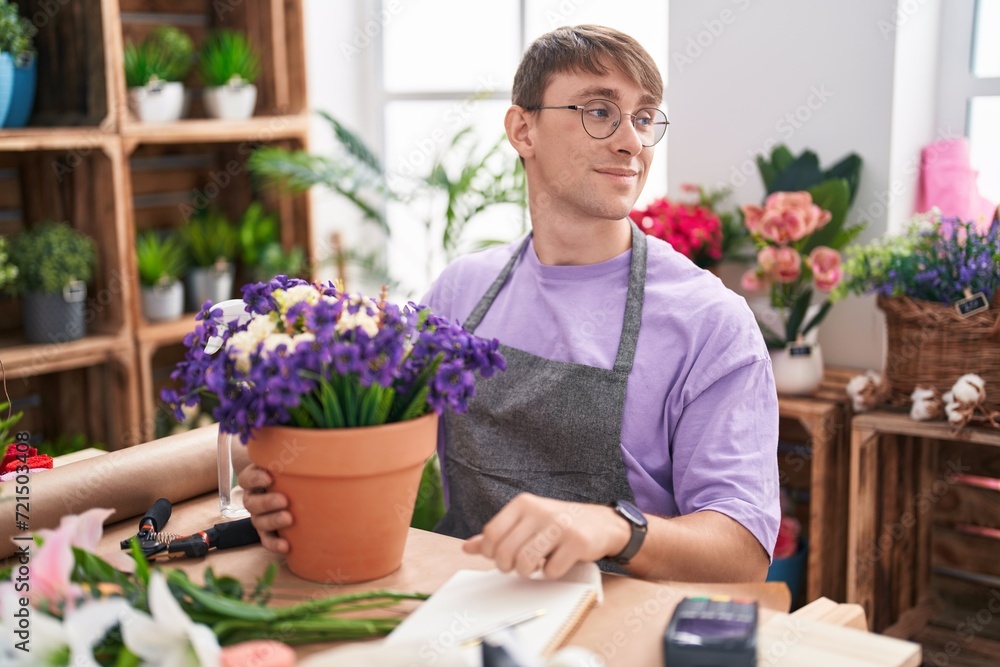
[{"xmin": 617, "ymin": 500, "xmax": 648, "ymax": 527}]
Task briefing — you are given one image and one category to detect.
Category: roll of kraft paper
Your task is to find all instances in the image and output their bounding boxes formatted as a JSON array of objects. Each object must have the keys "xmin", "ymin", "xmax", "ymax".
[{"xmin": 0, "ymin": 425, "xmax": 250, "ymax": 559}]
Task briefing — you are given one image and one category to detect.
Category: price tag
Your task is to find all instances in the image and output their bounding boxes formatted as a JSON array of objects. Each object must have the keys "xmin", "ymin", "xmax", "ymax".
[{"xmin": 954, "ymin": 291, "xmax": 989, "ymax": 318}]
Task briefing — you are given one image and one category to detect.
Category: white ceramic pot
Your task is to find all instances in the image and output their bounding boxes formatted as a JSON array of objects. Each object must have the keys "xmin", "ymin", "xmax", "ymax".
[
  {"xmin": 128, "ymin": 81, "xmax": 185, "ymax": 122},
  {"xmin": 141, "ymin": 281, "xmax": 184, "ymax": 322},
  {"xmin": 186, "ymin": 264, "xmax": 235, "ymax": 311},
  {"xmin": 203, "ymin": 83, "xmax": 257, "ymax": 120},
  {"xmin": 771, "ymin": 341, "xmax": 824, "ymax": 395}
]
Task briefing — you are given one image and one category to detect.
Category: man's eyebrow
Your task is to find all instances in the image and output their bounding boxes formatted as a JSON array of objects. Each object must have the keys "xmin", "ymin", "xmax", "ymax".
[{"xmin": 573, "ymin": 86, "xmax": 661, "ymax": 107}]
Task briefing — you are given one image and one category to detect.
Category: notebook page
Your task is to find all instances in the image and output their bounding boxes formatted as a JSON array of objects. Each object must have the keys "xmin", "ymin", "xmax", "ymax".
[{"xmin": 386, "ymin": 568, "xmax": 599, "ymax": 658}]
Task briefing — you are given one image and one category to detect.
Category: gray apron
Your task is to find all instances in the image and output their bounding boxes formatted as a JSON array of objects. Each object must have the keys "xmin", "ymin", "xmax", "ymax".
[{"xmin": 436, "ymin": 222, "xmax": 647, "ymax": 571}]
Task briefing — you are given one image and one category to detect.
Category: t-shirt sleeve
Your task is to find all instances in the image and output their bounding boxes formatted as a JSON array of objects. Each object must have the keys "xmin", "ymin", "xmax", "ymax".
[{"xmin": 670, "ymin": 357, "xmax": 781, "ymax": 561}]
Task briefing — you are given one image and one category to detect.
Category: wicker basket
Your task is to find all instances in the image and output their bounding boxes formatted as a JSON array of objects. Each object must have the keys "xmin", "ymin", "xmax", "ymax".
[{"xmin": 879, "ymin": 293, "xmax": 1000, "ymax": 401}]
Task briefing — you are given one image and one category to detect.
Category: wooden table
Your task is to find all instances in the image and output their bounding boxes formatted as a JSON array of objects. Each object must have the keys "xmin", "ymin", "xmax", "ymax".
[
  {"xmin": 90, "ymin": 494, "xmax": 920, "ymax": 666},
  {"xmin": 777, "ymin": 366, "xmax": 856, "ymax": 603},
  {"xmin": 848, "ymin": 410, "xmax": 1000, "ymax": 664}
]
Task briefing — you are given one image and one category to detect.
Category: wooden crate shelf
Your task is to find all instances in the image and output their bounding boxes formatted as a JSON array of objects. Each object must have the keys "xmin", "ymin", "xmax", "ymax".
[
  {"xmin": 776, "ymin": 366, "xmax": 857, "ymax": 606},
  {"xmin": 0, "ymin": 0, "xmax": 309, "ymax": 450},
  {"xmin": 117, "ymin": 0, "xmax": 308, "ymax": 121},
  {"xmin": 848, "ymin": 409, "xmax": 1000, "ymax": 662}
]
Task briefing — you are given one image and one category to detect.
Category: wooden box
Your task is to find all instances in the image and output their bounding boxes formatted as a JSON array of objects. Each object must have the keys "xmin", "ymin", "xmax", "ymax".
[
  {"xmin": 117, "ymin": 0, "xmax": 308, "ymax": 121},
  {"xmin": 0, "ymin": 143, "xmax": 130, "ymax": 344}
]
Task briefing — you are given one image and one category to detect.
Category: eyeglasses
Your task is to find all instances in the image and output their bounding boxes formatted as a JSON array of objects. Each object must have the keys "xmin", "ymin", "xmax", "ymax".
[{"xmin": 526, "ymin": 99, "xmax": 669, "ymax": 147}]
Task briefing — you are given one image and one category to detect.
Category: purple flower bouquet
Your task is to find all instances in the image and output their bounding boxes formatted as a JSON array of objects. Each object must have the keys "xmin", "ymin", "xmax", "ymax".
[{"xmin": 163, "ymin": 276, "xmax": 505, "ymax": 443}]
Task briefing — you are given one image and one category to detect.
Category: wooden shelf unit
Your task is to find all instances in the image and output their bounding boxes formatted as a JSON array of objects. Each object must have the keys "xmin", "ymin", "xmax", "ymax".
[
  {"xmin": 0, "ymin": 0, "xmax": 310, "ymax": 448},
  {"xmin": 776, "ymin": 366, "xmax": 857, "ymax": 607},
  {"xmin": 848, "ymin": 410, "xmax": 1000, "ymax": 664}
]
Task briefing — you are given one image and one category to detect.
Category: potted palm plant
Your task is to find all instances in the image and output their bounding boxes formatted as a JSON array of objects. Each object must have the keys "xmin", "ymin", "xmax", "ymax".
[
  {"xmin": 198, "ymin": 29, "xmax": 260, "ymax": 120},
  {"xmin": 0, "ymin": 0, "xmax": 36, "ymax": 128},
  {"xmin": 181, "ymin": 209, "xmax": 237, "ymax": 311},
  {"xmin": 10, "ymin": 221, "xmax": 97, "ymax": 344},
  {"xmin": 136, "ymin": 230, "xmax": 187, "ymax": 321},
  {"xmin": 124, "ymin": 26, "xmax": 194, "ymax": 123}
]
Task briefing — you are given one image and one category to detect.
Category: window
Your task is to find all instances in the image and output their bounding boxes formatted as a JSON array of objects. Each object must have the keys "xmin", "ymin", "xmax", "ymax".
[
  {"xmin": 969, "ymin": 0, "xmax": 1000, "ymax": 203},
  {"xmin": 376, "ymin": 0, "xmax": 668, "ymax": 295}
]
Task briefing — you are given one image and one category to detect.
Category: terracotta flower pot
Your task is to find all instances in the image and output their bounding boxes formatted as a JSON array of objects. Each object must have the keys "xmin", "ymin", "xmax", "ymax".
[{"xmin": 245, "ymin": 413, "xmax": 439, "ymax": 583}]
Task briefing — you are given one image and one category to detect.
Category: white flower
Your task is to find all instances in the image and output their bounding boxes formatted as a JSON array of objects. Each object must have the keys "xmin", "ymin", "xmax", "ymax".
[
  {"xmin": 226, "ymin": 330, "xmax": 259, "ymax": 374},
  {"xmin": 121, "ymin": 572, "xmax": 221, "ymax": 667},
  {"xmin": 950, "ymin": 374, "xmax": 986, "ymax": 406},
  {"xmin": 260, "ymin": 333, "xmax": 295, "ymax": 356},
  {"xmin": 23, "ymin": 595, "xmax": 130, "ymax": 667},
  {"xmin": 336, "ymin": 295, "xmax": 381, "ymax": 338},
  {"xmin": 204, "ymin": 299, "xmax": 253, "ymax": 354},
  {"xmin": 246, "ymin": 313, "xmax": 279, "ymax": 342},
  {"xmin": 945, "ymin": 400, "xmax": 971, "ymax": 426},
  {"xmin": 910, "ymin": 385, "xmax": 943, "ymax": 421},
  {"xmin": 273, "ymin": 284, "xmax": 320, "ymax": 313},
  {"xmin": 292, "ymin": 332, "xmax": 316, "ymax": 348}
]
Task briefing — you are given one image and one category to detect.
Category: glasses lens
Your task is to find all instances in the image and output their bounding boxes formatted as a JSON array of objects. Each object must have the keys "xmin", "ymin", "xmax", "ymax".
[
  {"xmin": 635, "ymin": 108, "xmax": 669, "ymax": 146},
  {"xmin": 581, "ymin": 99, "xmax": 620, "ymax": 139}
]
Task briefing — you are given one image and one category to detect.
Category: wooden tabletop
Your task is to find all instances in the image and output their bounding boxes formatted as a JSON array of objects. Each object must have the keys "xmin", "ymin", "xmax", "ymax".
[{"xmin": 90, "ymin": 494, "xmax": 921, "ymax": 666}]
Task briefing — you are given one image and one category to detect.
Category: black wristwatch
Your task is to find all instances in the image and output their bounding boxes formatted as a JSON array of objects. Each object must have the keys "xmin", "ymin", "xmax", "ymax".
[{"xmin": 608, "ymin": 499, "xmax": 648, "ymax": 565}]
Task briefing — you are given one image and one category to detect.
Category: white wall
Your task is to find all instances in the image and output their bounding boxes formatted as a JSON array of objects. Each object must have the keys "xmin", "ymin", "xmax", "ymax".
[{"xmin": 666, "ymin": 0, "xmax": 941, "ymax": 371}]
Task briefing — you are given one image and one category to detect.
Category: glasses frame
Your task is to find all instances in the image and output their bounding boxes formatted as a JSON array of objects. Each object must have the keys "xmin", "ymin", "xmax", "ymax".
[{"xmin": 526, "ymin": 98, "xmax": 669, "ymax": 147}]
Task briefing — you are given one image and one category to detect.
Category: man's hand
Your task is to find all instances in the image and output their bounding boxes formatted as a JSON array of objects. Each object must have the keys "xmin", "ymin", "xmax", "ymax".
[
  {"xmin": 463, "ymin": 493, "xmax": 630, "ymax": 579},
  {"xmin": 239, "ymin": 464, "xmax": 293, "ymax": 554}
]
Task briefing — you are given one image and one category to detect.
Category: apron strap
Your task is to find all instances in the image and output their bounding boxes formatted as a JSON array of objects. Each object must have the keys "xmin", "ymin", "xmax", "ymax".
[
  {"xmin": 464, "ymin": 222, "xmax": 647, "ymax": 379},
  {"xmin": 613, "ymin": 222, "xmax": 647, "ymax": 375},
  {"xmin": 463, "ymin": 234, "xmax": 533, "ymax": 334}
]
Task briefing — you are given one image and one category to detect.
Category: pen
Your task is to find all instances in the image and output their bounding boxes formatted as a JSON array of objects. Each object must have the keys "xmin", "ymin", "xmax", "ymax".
[{"xmin": 459, "ymin": 609, "xmax": 548, "ymax": 648}]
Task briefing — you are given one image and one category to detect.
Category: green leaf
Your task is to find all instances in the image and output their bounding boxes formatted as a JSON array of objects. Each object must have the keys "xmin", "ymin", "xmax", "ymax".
[
  {"xmin": 770, "ymin": 145, "xmax": 796, "ymax": 173},
  {"xmin": 372, "ymin": 386, "xmax": 395, "ymax": 426},
  {"xmin": 319, "ymin": 110, "xmax": 385, "ymax": 175},
  {"xmin": 250, "ymin": 562, "xmax": 278, "ymax": 605},
  {"xmin": 802, "ymin": 179, "xmax": 851, "ymax": 254},
  {"xmin": 129, "ymin": 538, "xmax": 151, "ymax": 588},
  {"xmin": 410, "ymin": 454, "xmax": 445, "ymax": 530},
  {"xmin": 801, "ymin": 300, "xmax": 833, "ymax": 336},
  {"xmin": 768, "ymin": 151, "xmax": 823, "ymax": 195},
  {"xmin": 784, "ymin": 289, "xmax": 814, "ymax": 343},
  {"xmin": 822, "ymin": 153, "xmax": 863, "ymax": 205}
]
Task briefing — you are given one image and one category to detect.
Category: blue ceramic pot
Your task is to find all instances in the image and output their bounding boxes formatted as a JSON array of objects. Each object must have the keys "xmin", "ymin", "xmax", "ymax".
[
  {"xmin": 4, "ymin": 55, "xmax": 36, "ymax": 128},
  {"xmin": 0, "ymin": 53, "xmax": 14, "ymax": 128},
  {"xmin": 766, "ymin": 538, "xmax": 808, "ymax": 608}
]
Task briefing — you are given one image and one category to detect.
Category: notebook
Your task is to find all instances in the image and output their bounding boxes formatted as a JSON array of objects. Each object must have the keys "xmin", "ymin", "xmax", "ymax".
[{"xmin": 386, "ymin": 564, "xmax": 601, "ymax": 658}]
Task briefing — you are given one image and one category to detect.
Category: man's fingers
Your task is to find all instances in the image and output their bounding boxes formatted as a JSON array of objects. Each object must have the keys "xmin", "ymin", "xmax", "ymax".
[
  {"xmin": 462, "ymin": 535, "xmax": 485, "ymax": 554},
  {"xmin": 491, "ymin": 520, "xmax": 540, "ymax": 573},
  {"xmin": 250, "ymin": 509, "xmax": 293, "ymax": 534},
  {"xmin": 238, "ymin": 464, "xmax": 273, "ymax": 491},
  {"xmin": 258, "ymin": 532, "xmax": 290, "ymax": 554},
  {"xmin": 243, "ymin": 491, "xmax": 288, "ymax": 516},
  {"xmin": 541, "ymin": 542, "xmax": 579, "ymax": 580}
]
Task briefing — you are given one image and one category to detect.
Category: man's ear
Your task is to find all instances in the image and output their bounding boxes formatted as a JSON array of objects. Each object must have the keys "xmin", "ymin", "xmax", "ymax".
[{"xmin": 505, "ymin": 105, "xmax": 535, "ymax": 159}]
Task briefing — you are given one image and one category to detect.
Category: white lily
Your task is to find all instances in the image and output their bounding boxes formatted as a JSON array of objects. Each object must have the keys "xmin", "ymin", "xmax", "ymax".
[
  {"xmin": 22, "ymin": 596, "xmax": 130, "ymax": 667},
  {"xmin": 205, "ymin": 299, "xmax": 253, "ymax": 354},
  {"xmin": 121, "ymin": 572, "xmax": 221, "ymax": 667}
]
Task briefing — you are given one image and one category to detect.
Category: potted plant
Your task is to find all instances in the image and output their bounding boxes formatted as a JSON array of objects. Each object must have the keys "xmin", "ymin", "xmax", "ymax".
[
  {"xmin": 0, "ymin": 0, "xmax": 36, "ymax": 128},
  {"xmin": 136, "ymin": 229, "xmax": 187, "ymax": 322},
  {"xmin": 10, "ymin": 221, "xmax": 97, "ymax": 344},
  {"xmin": 236, "ymin": 201, "xmax": 307, "ymax": 282},
  {"xmin": 629, "ymin": 188, "xmax": 724, "ymax": 271},
  {"xmin": 124, "ymin": 26, "xmax": 194, "ymax": 123},
  {"xmin": 180, "ymin": 209, "xmax": 237, "ymax": 311},
  {"xmin": 738, "ymin": 145, "xmax": 865, "ymax": 394},
  {"xmin": 0, "ymin": 235, "xmax": 17, "ymax": 290},
  {"xmin": 198, "ymin": 29, "xmax": 261, "ymax": 120},
  {"xmin": 163, "ymin": 277, "xmax": 506, "ymax": 583}
]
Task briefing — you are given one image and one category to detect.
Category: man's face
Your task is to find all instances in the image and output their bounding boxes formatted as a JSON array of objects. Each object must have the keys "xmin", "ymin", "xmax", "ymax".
[{"xmin": 525, "ymin": 67, "xmax": 658, "ymax": 224}]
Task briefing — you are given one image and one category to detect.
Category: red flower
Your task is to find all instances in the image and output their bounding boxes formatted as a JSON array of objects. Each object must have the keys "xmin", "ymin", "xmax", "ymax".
[
  {"xmin": 630, "ymin": 196, "xmax": 723, "ymax": 269},
  {"xmin": 1, "ymin": 443, "xmax": 54, "ymax": 474},
  {"xmin": 773, "ymin": 515, "xmax": 801, "ymax": 560}
]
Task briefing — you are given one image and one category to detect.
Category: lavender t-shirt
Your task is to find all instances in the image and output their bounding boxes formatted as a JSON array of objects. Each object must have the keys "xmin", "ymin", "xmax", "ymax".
[{"xmin": 423, "ymin": 234, "xmax": 780, "ymax": 559}]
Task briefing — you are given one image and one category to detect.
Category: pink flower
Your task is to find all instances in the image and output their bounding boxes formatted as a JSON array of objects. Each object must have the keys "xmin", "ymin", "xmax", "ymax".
[
  {"xmin": 808, "ymin": 246, "xmax": 842, "ymax": 292},
  {"xmin": 32, "ymin": 508, "xmax": 119, "ymax": 605},
  {"xmin": 37, "ymin": 507, "xmax": 115, "ymax": 551},
  {"xmin": 741, "ymin": 203, "xmax": 765, "ymax": 234},
  {"xmin": 741, "ymin": 269, "xmax": 763, "ymax": 292},
  {"xmin": 774, "ymin": 515, "xmax": 801, "ymax": 560},
  {"xmin": 772, "ymin": 247, "xmax": 802, "ymax": 283},
  {"xmin": 747, "ymin": 191, "xmax": 833, "ymax": 244},
  {"xmin": 757, "ymin": 246, "xmax": 778, "ymax": 274}
]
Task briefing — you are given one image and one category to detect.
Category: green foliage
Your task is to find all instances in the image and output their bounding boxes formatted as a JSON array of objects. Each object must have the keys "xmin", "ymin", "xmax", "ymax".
[
  {"xmin": 255, "ymin": 242, "xmax": 306, "ymax": 281},
  {"xmin": 0, "ymin": 235, "xmax": 17, "ymax": 291},
  {"xmin": 756, "ymin": 145, "xmax": 863, "ymax": 206},
  {"xmin": 248, "ymin": 112, "xmax": 391, "ymax": 234},
  {"xmin": 124, "ymin": 26, "xmax": 194, "ymax": 87},
  {"xmin": 0, "ymin": 1, "xmax": 33, "ymax": 56},
  {"xmin": 0, "ymin": 401, "xmax": 23, "ymax": 446},
  {"xmin": 416, "ymin": 127, "xmax": 527, "ymax": 262},
  {"xmin": 38, "ymin": 432, "xmax": 105, "ymax": 457},
  {"xmin": 181, "ymin": 209, "xmax": 238, "ymax": 268},
  {"xmin": 136, "ymin": 230, "xmax": 186, "ymax": 286},
  {"xmin": 410, "ymin": 454, "xmax": 445, "ymax": 531},
  {"xmin": 10, "ymin": 221, "xmax": 97, "ymax": 294},
  {"xmin": 237, "ymin": 202, "xmax": 279, "ymax": 266},
  {"xmin": 198, "ymin": 29, "xmax": 261, "ymax": 86}
]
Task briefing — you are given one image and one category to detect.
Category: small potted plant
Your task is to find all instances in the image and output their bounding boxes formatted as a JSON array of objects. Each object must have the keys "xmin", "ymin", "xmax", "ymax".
[
  {"xmin": 198, "ymin": 29, "xmax": 260, "ymax": 120},
  {"xmin": 124, "ymin": 26, "xmax": 194, "ymax": 123},
  {"xmin": 0, "ymin": 235, "xmax": 17, "ymax": 291},
  {"xmin": 136, "ymin": 229, "xmax": 187, "ymax": 321},
  {"xmin": 181, "ymin": 209, "xmax": 237, "ymax": 311},
  {"xmin": 0, "ymin": 0, "xmax": 36, "ymax": 128},
  {"xmin": 235, "ymin": 201, "xmax": 307, "ymax": 282},
  {"xmin": 10, "ymin": 221, "xmax": 97, "ymax": 344}
]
